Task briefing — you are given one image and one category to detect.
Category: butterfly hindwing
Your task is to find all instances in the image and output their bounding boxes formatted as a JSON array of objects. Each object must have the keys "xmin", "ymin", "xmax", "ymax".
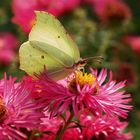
[{"xmin": 19, "ymin": 41, "xmax": 65, "ymax": 76}]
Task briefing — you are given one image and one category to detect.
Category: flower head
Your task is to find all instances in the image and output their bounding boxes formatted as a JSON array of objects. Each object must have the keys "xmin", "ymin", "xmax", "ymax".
[
  {"xmin": 0, "ymin": 74, "xmax": 44, "ymax": 139},
  {"xmin": 0, "ymin": 32, "xmax": 17, "ymax": 65},
  {"xmin": 61, "ymin": 112, "xmax": 132, "ymax": 140},
  {"xmin": 79, "ymin": 111, "xmax": 133, "ymax": 140},
  {"xmin": 12, "ymin": 0, "xmax": 80, "ymax": 32},
  {"xmin": 34, "ymin": 68, "xmax": 132, "ymax": 118}
]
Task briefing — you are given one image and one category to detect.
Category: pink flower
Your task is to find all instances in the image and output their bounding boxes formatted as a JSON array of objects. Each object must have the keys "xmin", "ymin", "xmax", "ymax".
[
  {"xmin": 0, "ymin": 74, "xmax": 44, "ymax": 139},
  {"xmin": 46, "ymin": 0, "xmax": 80, "ymax": 17},
  {"xmin": 79, "ymin": 112, "xmax": 133, "ymax": 140},
  {"xmin": 0, "ymin": 32, "xmax": 17, "ymax": 65},
  {"xmin": 34, "ymin": 68, "xmax": 132, "ymax": 118},
  {"xmin": 61, "ymin": 112, "xmax": 132, "ymax": 140},
  {"xmin": 92, "ymin": 0, "xmax": 131, "ymax": 25},
  {"xmin": 35, "ymin": 110, "xmax": 132, "ymax": 140},
  {"xmin": 12, "ymin": 0, "xmax": 80, "ymax": 32},
  {"xmin": 122, "ymin": 36, "xmax": 140, "ymax": 55},
  {"xmin": 34, "ymin": 111, "xmax": 62, "ymax": 140},
  {"xmin": 34, "ymin": 111, "xmax": 80, "ymax": 140},
  {"xmin": 62, "ymin": 127, "xmax": 82, "ymax": 140}
]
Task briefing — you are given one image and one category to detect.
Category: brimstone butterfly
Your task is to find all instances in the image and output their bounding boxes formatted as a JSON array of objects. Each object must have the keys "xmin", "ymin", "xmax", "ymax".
[{"xmin": 19, "ymin": 11, "xmax": 102, "ymax": 80}]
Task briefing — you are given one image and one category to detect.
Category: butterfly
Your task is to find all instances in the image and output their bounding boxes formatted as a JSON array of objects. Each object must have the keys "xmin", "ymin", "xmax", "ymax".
[{"xmin": 19, "ymin": 11, "xmax": 102, "ymax": 80}]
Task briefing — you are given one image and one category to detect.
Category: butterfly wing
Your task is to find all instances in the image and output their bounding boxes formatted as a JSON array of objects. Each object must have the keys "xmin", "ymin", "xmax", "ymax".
[
  {"xmin": 30, "ymin": 41, "xmax": 74, "ymax": 66},
  {"xmin": 29, "ymin": 11, "xmax": 80, "ymax": 67},
  {"xmin": 19, "ymin": 41, "xmax": 72, "ymax": 79}
]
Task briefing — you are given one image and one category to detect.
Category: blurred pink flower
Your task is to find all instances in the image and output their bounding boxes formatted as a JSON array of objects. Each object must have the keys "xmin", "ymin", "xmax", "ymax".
[
  {"xmin": 114, "ymin": 63, "xmax": 137, "ymax": 87},
  {"xmin": 0, "ymin": 32, "xmax": 17, "ymax": 65},
  {"xmin": 12, "ymin": 0, "xmax": 80, "ymax": 32},
  {"xmin": 92, "ymin": 0, "xmax": 131, "ymax": 24},
  {"xmin": 0, "ymin": 74, "xmax": 44, "ymax": 139},
  {"xmin": 34, "ymin": 68, "xmax": 132, "ymax": 118},
  {"xmin": 123, "ymin": 36, "xmax": 140, "ymax": 54},
  {"xmin": 82, "ymin": 0, "xmax": 93, "ymax": 4}
]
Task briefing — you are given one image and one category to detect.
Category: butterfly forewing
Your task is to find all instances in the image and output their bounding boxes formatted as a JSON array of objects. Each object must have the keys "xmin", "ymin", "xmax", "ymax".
[{"xmin": 29, "ymin": 11, "xmax": 80, "ymax": 67}]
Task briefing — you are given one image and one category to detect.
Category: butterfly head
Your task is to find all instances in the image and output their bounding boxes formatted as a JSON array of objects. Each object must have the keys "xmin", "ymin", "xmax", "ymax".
[
  {"xmin": 74, "ymin": 56, "xmax": 104, "ymax": 71},
  {"xmin": 74, "ymin": 58, "xmax": 87, "ymax": 71}
]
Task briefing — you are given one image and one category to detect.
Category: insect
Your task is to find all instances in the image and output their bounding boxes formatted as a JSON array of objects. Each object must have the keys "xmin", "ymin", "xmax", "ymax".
[{"xmin": 19, "ymin": 11, "xmax": 102, "ymax": 80}]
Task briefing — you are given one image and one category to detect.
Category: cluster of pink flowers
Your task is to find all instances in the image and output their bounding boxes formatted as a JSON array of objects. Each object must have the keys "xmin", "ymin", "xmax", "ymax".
[
  {"xmin": 62, "ymin": 111, "xmax": 132, "ymax": 140},
  {"xmin": 1, "ymin": 0, "xmax": 133, "ymax": 139},
  {"xmin": 0, "ymin": 68, "xmax": 133, "ymax": 139},
  {"xmin": 0, "ymin": 32, "xmax": 17, "ymax": 65},
  {"xmin": 12, "ymin": 0, "xmax": 80, "ymax": 32},
  {"xmin": 36, "ymin": 68, "xmax": 132, "ymax": 140},
  {"xmin": 12, "ymin": 0, "xmax": 131, "ymax": 32},
  {"xmin": 36, "ymin": 110, "xmax": 132, "ymax": 140},
  {"xmin": 34, "ymin": 68, "xmax": 132, "ymax": 118}
]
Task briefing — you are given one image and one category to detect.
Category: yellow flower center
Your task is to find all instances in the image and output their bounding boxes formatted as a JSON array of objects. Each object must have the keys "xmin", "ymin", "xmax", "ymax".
[
  {"xmin": 75, "ymin": 71, "xmax": 96, "ymax": 88},
  {"xmin": 68, "ymin": 71, "xmax": 98, "ymax": 94}
]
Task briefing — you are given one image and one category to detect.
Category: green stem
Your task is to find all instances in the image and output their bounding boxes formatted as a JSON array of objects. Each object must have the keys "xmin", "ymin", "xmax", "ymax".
[
  {"xmin": 55, "ymin": 111, "xmax": 74, "ymax": 140},
  {"xmin": 29, "ymin": 130, "xmax": 36, "ymax": 140}
]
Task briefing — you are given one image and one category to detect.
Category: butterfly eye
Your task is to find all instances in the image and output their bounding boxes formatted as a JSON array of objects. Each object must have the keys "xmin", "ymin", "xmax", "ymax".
[{"xmin": 80, "ymin": 59, "xmax": 87, "ymax": 65}]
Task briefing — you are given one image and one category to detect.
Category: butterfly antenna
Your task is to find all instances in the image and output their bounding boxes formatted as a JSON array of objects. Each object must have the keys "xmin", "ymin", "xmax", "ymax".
[{"xmin": 85, "ymin": 56, "xmax": 104, "ymax": 63}]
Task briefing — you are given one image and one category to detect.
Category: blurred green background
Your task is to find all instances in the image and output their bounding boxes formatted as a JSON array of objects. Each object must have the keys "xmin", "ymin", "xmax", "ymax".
[{"xmin": 0, "ymin": 0, "xmax": 140, "ymax": 139}]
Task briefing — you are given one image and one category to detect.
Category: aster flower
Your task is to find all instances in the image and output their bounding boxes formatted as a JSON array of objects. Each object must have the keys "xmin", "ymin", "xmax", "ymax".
[
  {"xmin": 33, "ymin": 110, "xmax": 63, "ymax": 140},
  {"xmin": 79, "ymin": 111, "xmax": 133, "ymax": 140},
  {"xmin": 0, "ymin": 74, "xmax": 44, "ymax": 139},
  {"xmin": 34, "ymin": 110, "xmax": 132, "ymax": 140},
  {"xmin": 12, "ymin": 0, "xmax": 80, "ymax": 32},
  {"xmin": 62, "ymin": 113, "xmax": 132, "ymax": 140},
  {"xmin": 34, "ymin": 68, "xmax": 132, "ymax": 118},
  {"xmin": 0, "ymin": 32, "xmax": 17, "ymax": 65}
]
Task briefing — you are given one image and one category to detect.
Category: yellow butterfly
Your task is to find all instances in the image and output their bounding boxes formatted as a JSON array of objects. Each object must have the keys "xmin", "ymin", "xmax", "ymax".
[{"xmin": 19, "ymin": 11, "xmax": 102, "ymax": 80}]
